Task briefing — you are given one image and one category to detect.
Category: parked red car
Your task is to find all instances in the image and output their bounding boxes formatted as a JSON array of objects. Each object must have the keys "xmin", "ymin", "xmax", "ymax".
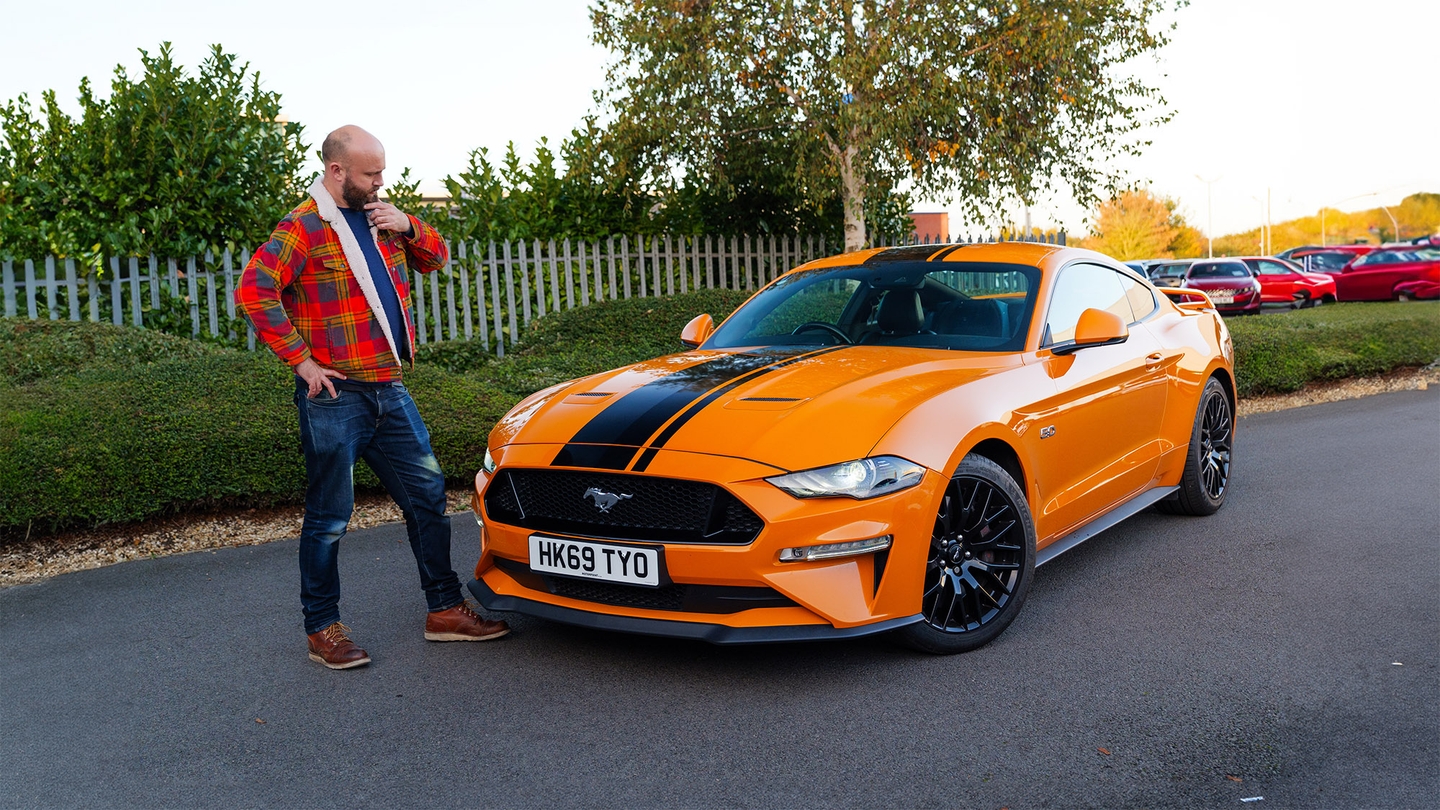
[
  {"xmin": 1239, "ymin": 257, "xmax": 1337, "ymax": 308},
  {"xmin": 1329, "ymin": 246, "xmax": 1440, "ymax": 301},
  {"xmin": 1287, "ymin": 244, "xmax": 1376, "ymax": 274},
  {"xmin": 1394, "ymin": 279, "xmax": 1440, "ymax": 300},
  {"xmin": 1182, "ymin": 260, "xmax": 1263, "ymax": 314}
]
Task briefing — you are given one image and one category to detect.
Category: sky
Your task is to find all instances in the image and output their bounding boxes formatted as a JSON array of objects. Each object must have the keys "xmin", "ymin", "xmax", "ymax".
[{"xmin": 3, "ymin": 0, "xmax": 1437, "ymax": 240}]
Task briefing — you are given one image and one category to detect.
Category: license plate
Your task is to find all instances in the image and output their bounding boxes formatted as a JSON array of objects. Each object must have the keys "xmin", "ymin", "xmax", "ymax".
[
  {"xmin": 1210, "ymin": 294, "xmax": 1234, "ymax": 304},
  {"xmin": 528, "ymin": 535, "xmax": 661, "ymax": 587}
]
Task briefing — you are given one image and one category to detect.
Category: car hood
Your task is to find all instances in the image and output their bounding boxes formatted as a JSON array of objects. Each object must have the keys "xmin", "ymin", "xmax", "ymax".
[{"xmin": 491, "ymin": 345, "xmax": 1015, "ymax": 472}]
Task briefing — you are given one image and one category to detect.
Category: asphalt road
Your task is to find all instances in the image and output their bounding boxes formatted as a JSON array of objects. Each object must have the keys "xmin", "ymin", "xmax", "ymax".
[{"xmin": 2, "ymin": 389, "xmax": 1436, "ymax": 809}]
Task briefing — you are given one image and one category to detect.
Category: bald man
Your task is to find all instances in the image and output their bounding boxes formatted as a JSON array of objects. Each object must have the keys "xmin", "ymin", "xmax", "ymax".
[{"xmin": 237, "ymin": 125, "xmax": 509, "ymax": 670}]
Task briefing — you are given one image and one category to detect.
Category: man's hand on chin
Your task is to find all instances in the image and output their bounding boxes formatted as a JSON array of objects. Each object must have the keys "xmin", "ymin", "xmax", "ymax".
[{"xmin": 364, "ymin": 201, "xmax": 413, "ymax": 235}]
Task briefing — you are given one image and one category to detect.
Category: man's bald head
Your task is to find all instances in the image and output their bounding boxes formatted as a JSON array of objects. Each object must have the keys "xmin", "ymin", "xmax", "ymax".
[
  {"xmin": 321, "ymin": 125, "xmax": 387, "ymax": 209},
  {"xmin": 321, "ymin": 125, "xmax": 383, "ymax": 168}
]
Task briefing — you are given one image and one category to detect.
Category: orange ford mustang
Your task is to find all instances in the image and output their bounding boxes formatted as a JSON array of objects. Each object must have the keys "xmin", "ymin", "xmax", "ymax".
[{"xmin": 468, "ymin": 243, "xmax": 1236, "ymax": 653}]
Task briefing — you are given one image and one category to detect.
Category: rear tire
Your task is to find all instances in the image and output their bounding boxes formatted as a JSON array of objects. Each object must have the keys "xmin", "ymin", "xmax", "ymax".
[
  {"xmin": 893, "ymin": 455, "xmax": 1036, "ymax": 654},
  {"xmin": 1158, "ymin": 377, "xmax": 1232, "ymax": 516}
]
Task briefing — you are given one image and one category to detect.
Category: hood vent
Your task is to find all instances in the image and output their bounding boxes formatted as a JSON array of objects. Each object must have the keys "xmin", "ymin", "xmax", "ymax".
[{"xmin": 563, "ymin": 391, "xmax": 615, "ymax": 404}]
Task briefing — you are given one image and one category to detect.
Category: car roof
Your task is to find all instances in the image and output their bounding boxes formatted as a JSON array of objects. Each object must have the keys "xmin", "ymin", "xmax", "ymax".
[
  {"xmin": 1293, "ymin": 244, "xmax": 1375, "ymax": 255},
  {"xmin": 798, "ymin": 241, "xmax": 1077, "ymax": 275}
]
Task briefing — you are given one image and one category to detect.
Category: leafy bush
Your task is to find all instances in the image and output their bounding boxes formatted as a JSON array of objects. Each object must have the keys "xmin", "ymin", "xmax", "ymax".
[
  {"xmin": 0, "ymin": 318, "xmax": 221, "ymax": 384},
  {"xmin": 0, "ymin": 324, "xmax": 511, "ymax": 533},
  {"xmin": 1227, "ymin": 302, "xmax": 1440, "ymax": 396},
  {"xmin": 0, "ymin": 349, "xmax": 300, "ymax": 531},
  {"xmin": 0, "ymin": 43, "xmax": 310, "ymax": 260}
]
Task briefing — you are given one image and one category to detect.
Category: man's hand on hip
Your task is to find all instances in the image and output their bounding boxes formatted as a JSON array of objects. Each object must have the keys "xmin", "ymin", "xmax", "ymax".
[
  {"xmin": 364, "ymin": 201, "xmax": 413, "ymax": 235},
  {"xmin": 296, "ymin": 358, "xmax": 348, "ymax": 399}
]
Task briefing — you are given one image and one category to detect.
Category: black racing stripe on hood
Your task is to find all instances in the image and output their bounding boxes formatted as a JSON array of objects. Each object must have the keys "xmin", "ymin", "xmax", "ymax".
[
  {"xmin": 550, "ymin": 444, "xmax": 638, "ymax": 471},
  {"xmin": 551, "ymin": 348, "xmax": 816, "ymax": 469},
  {"xmin": 630, "ymin": 345, "xmax": 848, "ymax": 472}
]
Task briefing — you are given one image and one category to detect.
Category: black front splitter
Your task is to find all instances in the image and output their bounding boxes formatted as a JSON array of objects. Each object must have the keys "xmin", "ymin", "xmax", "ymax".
[{"xmin": 467, "ymin": 578, "xmax": 920, "ymax": 646}]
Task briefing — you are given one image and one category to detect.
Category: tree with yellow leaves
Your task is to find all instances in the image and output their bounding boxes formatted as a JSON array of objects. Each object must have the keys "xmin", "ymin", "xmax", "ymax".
[{"xmin": 1081, "ymin": 189, "xmax": 1203, "ymax": 260}]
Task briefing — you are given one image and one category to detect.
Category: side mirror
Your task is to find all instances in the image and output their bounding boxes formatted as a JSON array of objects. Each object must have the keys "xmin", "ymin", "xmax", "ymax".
[
  {"xmin": 1052, "ymin": 308, "xmax": 1129, "ymax": 355},
  {"xmin": 680, "ymin": 313, "xmax": 714, "ymax": 347}
]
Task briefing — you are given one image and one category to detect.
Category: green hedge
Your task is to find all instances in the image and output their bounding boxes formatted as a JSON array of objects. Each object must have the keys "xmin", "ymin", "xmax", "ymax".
[
  {"xmin": 1227, "ymin": 302, "xmax": 1440, "ymax": 397},
  {"xmin": 0, "ymin": 292, "xmax": 750, "ymax": 533},
  {"xmin": 2, "ymin": 296, "xmax": 1435, "ymax": 534}
]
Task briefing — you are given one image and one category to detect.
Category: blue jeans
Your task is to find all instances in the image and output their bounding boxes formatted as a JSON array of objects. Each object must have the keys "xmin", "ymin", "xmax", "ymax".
[{"xmin": 294, "ymin": 379, "xmax": 462, "ymax": 634}]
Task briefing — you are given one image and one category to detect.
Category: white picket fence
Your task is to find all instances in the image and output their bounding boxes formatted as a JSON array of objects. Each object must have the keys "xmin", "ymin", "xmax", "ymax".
[{"xmin": 0, "ymin": 230, "xmax": 1064, "ymax": 357}]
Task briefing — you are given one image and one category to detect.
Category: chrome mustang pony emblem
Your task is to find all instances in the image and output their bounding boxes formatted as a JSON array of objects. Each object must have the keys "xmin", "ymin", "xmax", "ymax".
[{"xmin": 584, "ymin": 488, "xmax": 633, "ymax": 513}]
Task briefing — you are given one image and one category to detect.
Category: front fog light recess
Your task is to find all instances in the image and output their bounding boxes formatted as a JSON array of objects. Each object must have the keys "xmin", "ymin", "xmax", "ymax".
[
  {"xmin": 766, "ymin": 456, "xmax": 925, "ymax": 499},
  {"xmin": 779, "ymin": 535, "xmax": 892, "ymax": 562}
]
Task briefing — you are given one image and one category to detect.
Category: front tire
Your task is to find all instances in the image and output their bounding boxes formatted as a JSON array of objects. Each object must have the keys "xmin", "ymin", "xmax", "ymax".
[
  {"xmin": 893, "ymin": 455, "xmax": 1036, "ymax": 655},
  {"xmin": 1158, "ymin": 377, "xmax": 1233, "ymax": 516}
]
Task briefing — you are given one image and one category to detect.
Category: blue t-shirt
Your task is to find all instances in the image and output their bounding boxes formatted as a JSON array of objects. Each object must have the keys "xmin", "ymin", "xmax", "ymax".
[{"xmin": 338, "ymin": 207, "xmax": 411, "ymax": 363}]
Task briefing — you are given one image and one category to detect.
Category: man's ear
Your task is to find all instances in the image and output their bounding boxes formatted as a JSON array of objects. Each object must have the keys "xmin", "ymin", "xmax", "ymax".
[{"xmin": 325, "ymin": 161, "xmax": 344, "ymax": 181}]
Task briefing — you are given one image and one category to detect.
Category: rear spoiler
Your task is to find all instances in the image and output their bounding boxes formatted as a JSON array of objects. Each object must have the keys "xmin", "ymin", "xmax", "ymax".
[{"xmin": 1160, "ymin": 287, "xmax": 1215, "ymax": 312}]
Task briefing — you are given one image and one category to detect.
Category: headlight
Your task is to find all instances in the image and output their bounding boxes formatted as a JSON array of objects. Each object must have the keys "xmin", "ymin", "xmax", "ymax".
[
  {"xmin": 482, "ymin": 448, "xmax": 497, "ymax": 474},
  {"xmin": 766, "ymin": 456, "xmax": 925, "ymax": 499}
]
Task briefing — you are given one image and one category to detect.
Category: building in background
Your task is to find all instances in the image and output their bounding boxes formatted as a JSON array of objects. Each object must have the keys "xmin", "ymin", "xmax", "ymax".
[{"xmin": 909, "ymin": 211, "xmax": 950, "ymax": 242}]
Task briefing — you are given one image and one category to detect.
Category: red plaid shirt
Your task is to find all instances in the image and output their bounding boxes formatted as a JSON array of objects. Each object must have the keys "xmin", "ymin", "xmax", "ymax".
[{"xmin": 237, "ymin": 197, "xmax": 448, "ymax": 383}]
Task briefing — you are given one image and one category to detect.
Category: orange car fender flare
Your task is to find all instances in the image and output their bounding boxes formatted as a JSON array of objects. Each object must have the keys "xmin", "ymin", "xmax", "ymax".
[
  {"xmin": 943, "ymin": 425, "xmax": 1037, "ymax": 508},
  {"xmin": 883, "ymin": 422, "xmax": 1035, "ymax": 516},
  {"xmin": 1207, "ymin": 362, "xmax": 1238, "ymax": 406}
]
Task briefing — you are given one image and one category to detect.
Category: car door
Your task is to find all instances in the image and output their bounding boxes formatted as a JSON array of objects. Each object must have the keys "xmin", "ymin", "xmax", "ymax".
[
  {"xmin": 1021, "ymin": 263, "xmax": 1169, "ymax": 540},
  {"xmin": 1337, "ymin": 252, "xmax": 1406, "ymax": 300},
  {"xmin": 1251, "ymin": 259, "xmax": 1299, "ymax": 303}
]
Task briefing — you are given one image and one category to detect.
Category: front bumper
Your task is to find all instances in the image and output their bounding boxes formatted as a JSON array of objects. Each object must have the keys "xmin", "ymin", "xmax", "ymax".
[
  {"xmin": 471, "ymin": 444, "xmax": 944, "ymax": 641},
  {"xmin": 1215, "ymin": 293, "xmax": 1262, "ymax": 314},
  {"xmin": 468, "ymin": 577, "xmax": 921, "ymax": 644}
]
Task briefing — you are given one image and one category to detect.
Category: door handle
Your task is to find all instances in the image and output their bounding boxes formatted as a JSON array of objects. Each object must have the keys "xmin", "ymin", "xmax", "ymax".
[{"xmin": 1145, "ymin": 352, "xmax": 1164, "ymax": 370}]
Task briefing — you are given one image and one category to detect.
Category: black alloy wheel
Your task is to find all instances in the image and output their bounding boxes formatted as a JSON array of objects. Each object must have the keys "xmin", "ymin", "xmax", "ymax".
[
  {"xmin": 894, "ymin": 455, "xmax": 1036, "ymax": 654},
  {"xmin": 1159, "ymin": 376, "xmax": 1233, "ymax": 516}
]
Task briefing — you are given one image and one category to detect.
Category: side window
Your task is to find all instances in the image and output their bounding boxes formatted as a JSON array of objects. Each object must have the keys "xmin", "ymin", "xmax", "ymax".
[
  {"xmin": 1045, "ymin": 264, "xmax": 1132, "ymax": 345},
  {"xmin": 1256, "ymin": 260, "xmax": 1291, "ymax": 275},
  {"xmin": 1116, "ymin": 272, "xmax": 1156, "ymax": 322}
]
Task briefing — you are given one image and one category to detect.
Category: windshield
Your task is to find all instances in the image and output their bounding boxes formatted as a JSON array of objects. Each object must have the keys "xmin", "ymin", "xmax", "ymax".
[
  {"xmin": 1189, "ymin": 262, "xmax": 1251, "ymax": 279},
  {"xmin": 706, "ymin": 261, "xmax": 1040, "ymax": 352},
  {"xmin": 1354, "ymin": 248, "xmax": 1438, "ymax": 266},
  {"xmin": 1303, "ymin": 251, "xmax": 1358, "ymax": 271}
]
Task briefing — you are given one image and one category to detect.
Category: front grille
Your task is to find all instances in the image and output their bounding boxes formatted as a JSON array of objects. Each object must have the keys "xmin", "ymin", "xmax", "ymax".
[
  {"xmin": 550, "ymin": 578, "xmax": 690, "ymax": 611},
  {"xmin": 484, "ymin": 469, "xmax": 763, "ymax": 544}
]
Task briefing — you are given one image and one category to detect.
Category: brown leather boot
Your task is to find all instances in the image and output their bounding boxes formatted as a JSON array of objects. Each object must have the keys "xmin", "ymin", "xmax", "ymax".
[
  {"xmin": 306, "ymin": 622, "xmax": 372, "ymax": 669},
  {"xmin": 425, "ymin": 602, "xmax": 511, "ymax": 642}
]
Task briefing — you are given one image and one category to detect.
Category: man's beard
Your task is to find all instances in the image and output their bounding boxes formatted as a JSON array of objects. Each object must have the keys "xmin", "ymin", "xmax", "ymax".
[{"xmin": 340, "ymin": 176, "xmax": 379, "ymax": 210}]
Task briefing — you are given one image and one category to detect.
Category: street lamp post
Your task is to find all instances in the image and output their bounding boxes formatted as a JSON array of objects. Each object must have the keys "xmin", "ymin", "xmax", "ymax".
[
  {"xmin": 1328, "ymin": 188, "xmax": 1409, "ymax": 246},
  {"xmin": 1266, "ymin": 187, "xmax": 1272, "ymax": 255},
  {"xmin": 1379, "ymin": 205, "xmax": 1401, "ymax": 242},
  {"xmin": 1195, "ymin": 174, "xmax": 1220, "ymax": 258},
  {"xmin": 1249, "ymin": 194, "xmax": 1269, "ymax": 255}
]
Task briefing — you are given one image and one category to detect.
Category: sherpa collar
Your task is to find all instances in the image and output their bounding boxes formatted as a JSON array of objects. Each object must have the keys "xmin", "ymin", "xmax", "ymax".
[{"xmin": 307, "ymin": 177, "xmax": 403, "ymax": 366}]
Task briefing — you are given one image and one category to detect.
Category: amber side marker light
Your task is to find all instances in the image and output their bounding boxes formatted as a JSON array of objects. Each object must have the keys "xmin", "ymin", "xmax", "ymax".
[{"xmin": 778, "ymin": 535, "xmax": 892, "ymax": 563}]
